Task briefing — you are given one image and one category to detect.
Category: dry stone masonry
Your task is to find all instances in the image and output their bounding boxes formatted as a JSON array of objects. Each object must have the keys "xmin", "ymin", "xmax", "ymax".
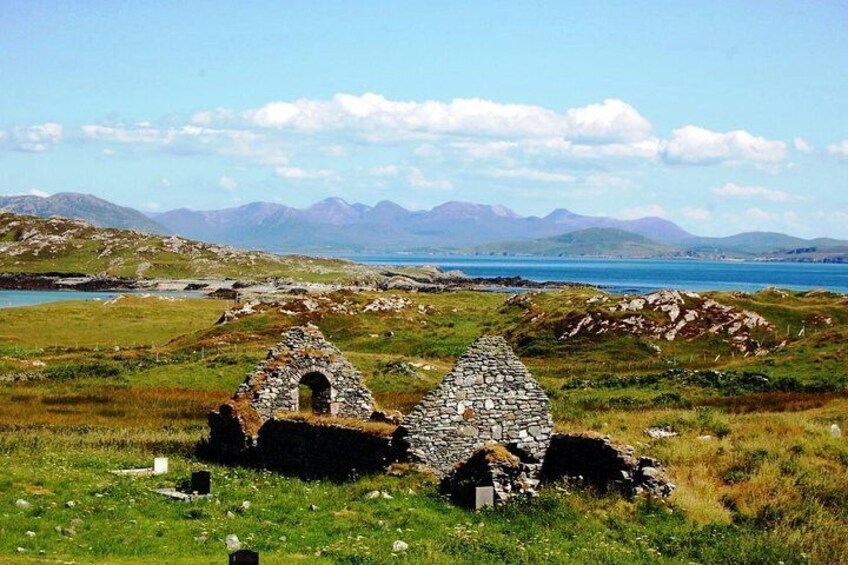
[
  {"xmin": 233, "ymin": 324, "xmax": 374, "ymax": 419},
  {"xmin": 206, "ymin": 325, "xmax": 374, "ymax": 458},
  {"xmin": 395, "ymin": 335, "xmax": 553, "ymax": 477},
  {"xmin": 204, "ymin": 326, "xmax": 673, "ymax": 506}
]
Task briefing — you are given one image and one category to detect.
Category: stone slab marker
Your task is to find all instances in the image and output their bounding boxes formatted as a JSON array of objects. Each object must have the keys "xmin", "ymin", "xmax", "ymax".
[
  {"xmin": 191, "ymin": 470, "xmax": 211, "ymax": 495},
  {"xmin": 153, "ymin": 457, "xmax": 168, "ymax": 475},
  {"xmin": 475, "ymin": 486, "xmax": 495, "ymax": 510},
  {"xmin": 229, "ymin": 549, "xmax": 259, "ymax": 565}
]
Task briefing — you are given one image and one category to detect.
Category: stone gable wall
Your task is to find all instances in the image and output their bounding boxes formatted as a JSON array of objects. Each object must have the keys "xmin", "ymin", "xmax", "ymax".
[
  {"xmin": 235, "ymin": 324, "xmax": 374, "ymax": 420},
  {"xmin": 396, "ymin": 336, "xmax": 553, "ymax": 477}
]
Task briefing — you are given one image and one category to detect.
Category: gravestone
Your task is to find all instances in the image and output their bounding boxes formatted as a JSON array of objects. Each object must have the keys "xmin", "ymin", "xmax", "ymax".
[
  {"xmin": 475, "ymin": 486, "xmax": 494, "ymax": 510},
  {"xmin": 153, "ymin": 457, "xmax": 168, "ymax": 475},
  {"xmin": 229, "ymin": 549, "xmax": 259, "ymax": 565},
  {"xmin": 191, "ymin": 470, "xmax": 211, "ymax": 495}
]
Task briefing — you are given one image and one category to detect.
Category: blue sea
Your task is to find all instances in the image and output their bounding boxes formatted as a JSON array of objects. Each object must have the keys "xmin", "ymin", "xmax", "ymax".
[
  {"xmin": 343, "ymin": 255, "xmax": 848, "ymax": 294},
  {"xmin": 0, "ymin": 290, "xmax": 200, "ymax": 309}
]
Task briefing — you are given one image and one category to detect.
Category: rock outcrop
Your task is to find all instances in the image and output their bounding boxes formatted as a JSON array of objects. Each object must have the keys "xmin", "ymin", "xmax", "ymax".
[{"xmin": 557, "ymin": 290, "xmax": 771, "ymax": 353}]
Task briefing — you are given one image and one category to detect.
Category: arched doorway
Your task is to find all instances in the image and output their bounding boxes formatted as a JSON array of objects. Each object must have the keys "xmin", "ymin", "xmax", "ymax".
[{"xmin": 297, "ymin": 372, "xmax": 333, "ymax": 415}]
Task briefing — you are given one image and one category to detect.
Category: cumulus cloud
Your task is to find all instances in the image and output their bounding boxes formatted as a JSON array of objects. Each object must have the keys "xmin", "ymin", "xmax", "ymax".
[
  {"xmin": 827, "ymin": 139, "xmax": 848, "ymax": 159},
  {"xmin": 3, "ymin": 188, "xmax": 51, "ymax": 198},
  {"xmin": 712, "ymin": 182, "xmax": 791, "ymax": 202},
  {"xmin": 619, "ymin": 204, "xmax": 667, "ymax": 219},
  {"xmin": 408, "ymin": 167, "xmax": 453, "ymax": 190},
  {"xmin": 662, "ymin": 125, "xmax": 787, "ymax": 165},
  {"xmin": 274, "ymin": 166, "xmax": 334, "ymax": 180},
  {"xmin": 743, "ymin": 207, "xmax": 775, "ymax": 221},
  {"xmin": 489, "ymin": 168, "xmax": 576, "ymax": 183},
  {"xmin": 793, "ymin": 137, "xmax": 813, "ymax": 153},
  {"xmin": 2, "ymin": 123, "xmax": 64, "ymax": 152},
  {"xmin": 82, "ymin": 123, "xmax": 259, "ymax": 150},
  {"xmin": 219, "ymin": 176, "xmax": 238, "ymax": 191},
  {"xmin": 209, "ymin": 93, "xmax": 652, "ymax": 144},
  {"xmin": 682, "ymin": 207, "xmax": 712, "ymax": 220},
  {"xmin": 369, "ymin": 165, "xmax": 401, "ymax": 177}
]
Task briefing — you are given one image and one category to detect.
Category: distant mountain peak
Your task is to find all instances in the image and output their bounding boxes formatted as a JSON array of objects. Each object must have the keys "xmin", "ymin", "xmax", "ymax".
[{"xmin": 0, "ymin": 192, "xmax": 168, "ymax": 234}]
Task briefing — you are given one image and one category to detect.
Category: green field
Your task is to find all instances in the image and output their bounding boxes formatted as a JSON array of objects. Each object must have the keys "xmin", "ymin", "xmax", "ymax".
[{"xmin": 1, "ymin": 290, "xmax": 847, "ymax": 563}]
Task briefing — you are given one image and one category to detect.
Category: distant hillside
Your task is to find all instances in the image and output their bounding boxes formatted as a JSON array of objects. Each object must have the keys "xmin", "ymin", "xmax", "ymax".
[
  {"xmin": 6, "ymin": 193, "xmax": 847, "ymax": 261},
  {"xmin": 682, "ymin": 232, "xmax": 848, "ymax": 254},
  {"xmin": 152, "ymin": 197, "xmax": 693, "ymax": 252},
  {"xmin": 0, "ymin": 193, "xmax": 168, "ymax": 234},
  {"xmin": 0, "ymin": 212, "xmax": 378, "ymax": 282},
  {"xmin": 475, "ymin": 228, "xmax": 678, "ymax": 258}
]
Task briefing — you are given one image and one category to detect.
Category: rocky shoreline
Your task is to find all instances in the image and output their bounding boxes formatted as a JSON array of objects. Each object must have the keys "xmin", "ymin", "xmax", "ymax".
[{"xmin": 0, "ymin": 269, "xmax": 589, "ymax": 297}]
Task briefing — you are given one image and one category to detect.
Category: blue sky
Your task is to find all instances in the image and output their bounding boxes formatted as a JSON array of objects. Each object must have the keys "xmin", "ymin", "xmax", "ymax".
[{"xmin": 1, "ymin": 1, "xmax": 846, "ymax": 237}]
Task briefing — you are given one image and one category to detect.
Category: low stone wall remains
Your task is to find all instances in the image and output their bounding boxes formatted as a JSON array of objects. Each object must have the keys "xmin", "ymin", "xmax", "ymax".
[
  {"xmin": 540, "ymin": 433, "xmax": 674, "ymax": 497},
  {"xmin": 257, "ymin": 417, "xmax": 398, "ymax": 480}
]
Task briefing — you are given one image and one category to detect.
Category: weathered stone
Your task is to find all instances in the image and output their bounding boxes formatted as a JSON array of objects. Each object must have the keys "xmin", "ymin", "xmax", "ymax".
[
  {"xmin": 205, "ymin": 325, "xmax": 375, "ymax": 459},
  {"xmin": 396, "ymin": 336, "xmax": 552, "ymax": 477},
  {"xmin": 541, "ymin": 433, "xmax": 675, "ymax": 498}
]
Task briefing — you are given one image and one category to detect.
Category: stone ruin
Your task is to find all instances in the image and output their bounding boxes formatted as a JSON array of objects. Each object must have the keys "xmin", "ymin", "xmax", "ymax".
[
  {"xmin": 204, "ymin": 324, "xmax": 673, "ymax": 504},
  {"xmin": 206, "ymin": 325, "xmax": 374, "ymax": 459},
  {"xmin": 394, "ymin": 335, "xmax": 552, "ymax": 477}
]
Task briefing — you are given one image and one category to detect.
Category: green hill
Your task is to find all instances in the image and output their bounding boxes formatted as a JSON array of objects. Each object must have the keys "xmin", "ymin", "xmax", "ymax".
[
  {"xmin": 0, "ymin": 211, "xmax": 378, "ymax": 282},
  {"xmin": 475, "ymin": 227, "xmax": 678, "ymax": 257}
]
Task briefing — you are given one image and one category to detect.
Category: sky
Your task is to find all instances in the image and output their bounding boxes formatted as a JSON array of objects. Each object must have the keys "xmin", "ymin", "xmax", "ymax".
[{"xmin": 1, "ymin": 1, "xmax": 846, "ymax": 238}]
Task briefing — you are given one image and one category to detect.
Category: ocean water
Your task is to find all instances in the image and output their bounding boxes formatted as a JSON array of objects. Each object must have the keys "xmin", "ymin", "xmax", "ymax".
[
  {"xmin": 0, "ymin": 290, "xmax": 200, "ymax": 309},
  {"xmin": 343, "ymin": 255, "xmax": 848, "ymax": 294}
]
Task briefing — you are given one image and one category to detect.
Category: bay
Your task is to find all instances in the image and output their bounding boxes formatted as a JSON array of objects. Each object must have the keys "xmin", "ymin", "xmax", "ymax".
[
  {"xmin": 342, "ymin": 255, "xmax": 848, "ymax": 294},
  {"xmin": 0, "ymin": 290, "xmax": 200, "ymax": 309}
]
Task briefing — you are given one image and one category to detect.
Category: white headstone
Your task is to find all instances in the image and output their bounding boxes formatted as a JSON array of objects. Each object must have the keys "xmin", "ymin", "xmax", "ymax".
[
  {"xmin": 475, "ymin": 486, "xmax": 495, "ymax": 510},
  {"xmin": 153, "ymin": 457, "xmax": 169, "ymax": 475},
  {"xmin": 832, "ymin": 424, "xmax": 842, "ymax": 439}
]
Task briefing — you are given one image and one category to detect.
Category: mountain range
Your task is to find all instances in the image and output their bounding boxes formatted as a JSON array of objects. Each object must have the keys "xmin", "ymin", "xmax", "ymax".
[
  {"xmin": 0, "ymin": 192, "xmax": 167, "ymax": 234},
  {"xmin": 1, "ymin": 192, "xmax": 846, "ymax": 261},
  {"xmin": 149, "ymin": 197, "xmax": 693, "ymax": 252}
]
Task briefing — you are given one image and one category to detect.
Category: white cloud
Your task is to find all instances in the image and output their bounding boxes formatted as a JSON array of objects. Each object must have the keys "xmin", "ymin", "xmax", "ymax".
[
  {"xmin": 143, "ymin": 201, "xmax": 162, "ymax": 210},
  {"xmin": 712, "ymin": 182, "xmax": 791, "ymax": 202},
  {"xmin": 217, "ymin": 93, "xmax": 653, "ymax": 144},
  {"xmin": 682, "ymin": 207, "xmax": 712, "ymax": 220},
  {"xmin": 619, "ymin": 205, "xmax": 668, "ymax": 219},
  {"xmin": 2, "ymin": 123, "xmax": 64, "ymax": 152},
  {"xmin": 274, "ymin": 166, "xmax": 334, "ymax": 180},
  {"xmin": 564, "ymin": 99, "xmax": 652, "ymax": 143},
  {"xmin": 219, "ymin": 176, "xmax": 238, "ymax": 191},
  {"xmin": 827, "ymin": 139, "xmax": 848, "ymax": 159},
  {"xmin": 743, "ymin": 207, "xmax": 775, "ymax": 221},
  {"xmin": 4, "ymin": 188, "xmax": 51, "ymax": 198},
  {"xmin": 369, "ymin": 165, "xmax": 401, "ymax": 177},
  {"xmin": 793, "ymin": 137, "xmax": 813, "ymax": 153},
  {"xmin": 490, "ymin": 168, "xmax": 576, "ymax": 183},
  {"xmin": 408, "ymin": 167, "xmax": 453, "ymax": 190},
  {"xmin": 662, "ymin": 125, "xmax": 787, "ymax": 165}
]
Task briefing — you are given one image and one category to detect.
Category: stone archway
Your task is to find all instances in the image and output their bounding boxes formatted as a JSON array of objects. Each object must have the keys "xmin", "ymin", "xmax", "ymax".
[{"xmin": 296, "ymin": 371, "xmax": 335, "ymax": 415}]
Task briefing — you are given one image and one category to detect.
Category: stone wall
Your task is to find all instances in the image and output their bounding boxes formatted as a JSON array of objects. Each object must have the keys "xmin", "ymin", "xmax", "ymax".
[
  {"xmin": 234, "ymin": 324, "xmax": 374, "ymax": 420},
  {"xmin": 395, "ymin": 336, "xmax": 553, "ymax": 477},
  {"xmin": 206, "ymin": 324, "xmax": 375, "ymax": 459},
  {"xmin": 257, "ymin": 417, "xmax": 397, "ymax": 480},
  {"xmin": 540, "ymin": 433, "xmax": 675, "ymax": 497},
  {"xmin": 441, "ymin": 444, "xmax": 540, "ymax": 508}
]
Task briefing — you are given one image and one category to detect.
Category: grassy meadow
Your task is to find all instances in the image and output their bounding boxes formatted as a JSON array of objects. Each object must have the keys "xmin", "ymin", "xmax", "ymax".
[{"xmin": 1, "ymin": 289, "xmax": 847, "ymax": 563}]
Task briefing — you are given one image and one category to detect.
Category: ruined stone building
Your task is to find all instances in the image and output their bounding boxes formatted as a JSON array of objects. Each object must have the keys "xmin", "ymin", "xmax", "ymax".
[
  {"xmin": 207, "ymin": 325, "xmax": 374, "ymax": 458},
  {"xmin": 395, "ymin": 335, "xmax": 552, "ymax": 477},
  {"xmin": 205, "ymin": 324, "xmax": 673, "ymax": 503}
]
